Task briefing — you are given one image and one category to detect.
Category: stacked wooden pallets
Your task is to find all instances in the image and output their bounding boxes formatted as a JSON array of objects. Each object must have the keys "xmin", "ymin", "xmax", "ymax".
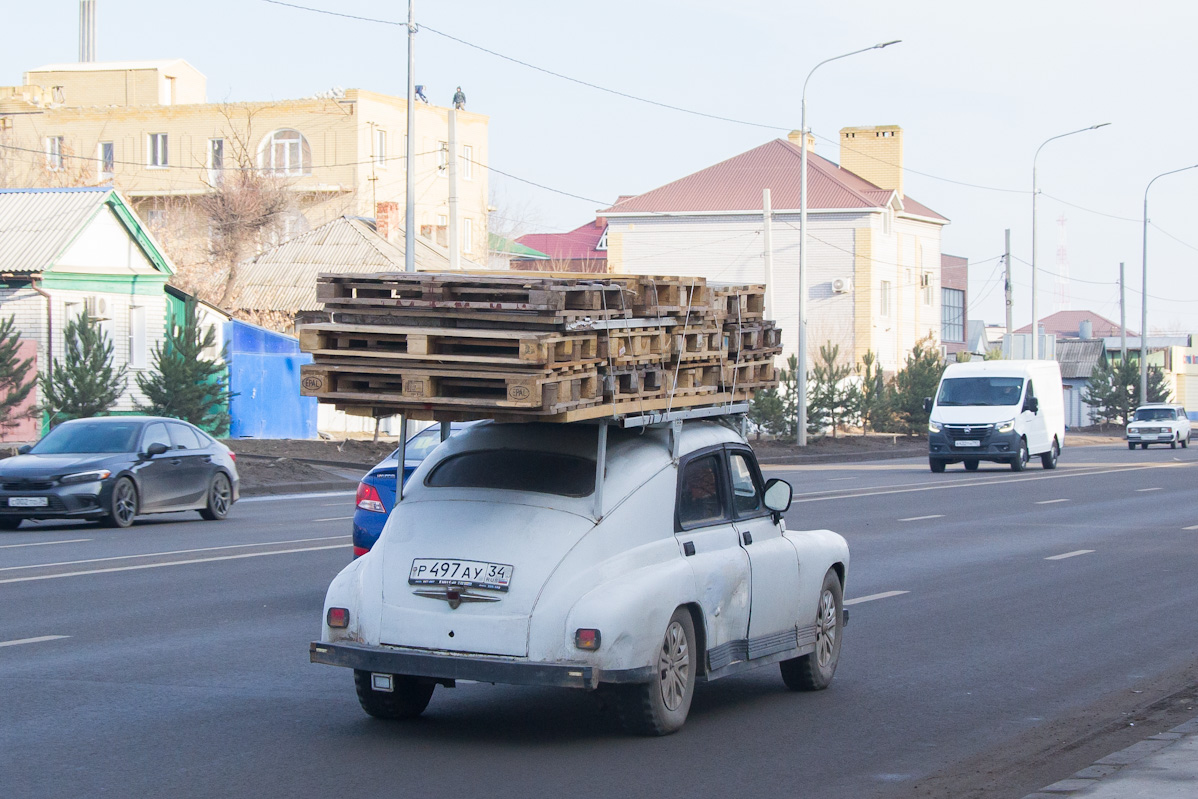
[{"xmin": 297, "ymin": 272, "xmax": 781, "ymax": 422}]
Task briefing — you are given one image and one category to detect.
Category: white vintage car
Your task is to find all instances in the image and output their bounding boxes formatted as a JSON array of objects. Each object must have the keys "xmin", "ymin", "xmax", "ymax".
[{"xmin": 311, "ymin": 416, "xmax": 850, "ymax": 734}]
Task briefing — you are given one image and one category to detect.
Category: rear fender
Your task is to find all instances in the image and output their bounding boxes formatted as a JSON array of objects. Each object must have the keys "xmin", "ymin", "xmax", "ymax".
[{"xmin": 321, "ymin": 543, "xmax": 384, "ymax": 645}]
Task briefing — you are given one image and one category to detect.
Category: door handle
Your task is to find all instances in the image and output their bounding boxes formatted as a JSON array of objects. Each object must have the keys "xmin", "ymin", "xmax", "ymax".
[
  {"xmin": 742, "ymin": 531, "xmax": 753, "ymax": 545},
  {"xmin": 170, "ymin": 458, "xmax": 182, "ymax": 465}
]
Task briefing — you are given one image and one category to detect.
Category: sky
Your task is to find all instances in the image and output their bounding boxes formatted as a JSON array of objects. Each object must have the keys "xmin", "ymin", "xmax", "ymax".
[{"xmin": 6, "ymin": 0, "xmax": 1198, "ymax": 333}]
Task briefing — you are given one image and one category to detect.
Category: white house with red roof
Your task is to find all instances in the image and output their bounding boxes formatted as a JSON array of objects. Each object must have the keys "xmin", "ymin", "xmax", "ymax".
[
  {"xmin": 598, "ymin": 126, "xmax": 950, "ymax": 372},
  {"xmin": 513, "ymin": 220, "xmax": 608, "ymax": 273}
]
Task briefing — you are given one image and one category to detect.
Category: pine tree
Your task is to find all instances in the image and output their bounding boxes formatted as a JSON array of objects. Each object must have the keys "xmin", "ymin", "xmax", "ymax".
[
  {"xmin": 0, "ymin": 316, "xmax": 37, "ymax": 429},
  {"xmin": 858, "ymin": 350, "xmax": 893, "ymax": 435},
  {"xmin": 747, "ymin": 388, "xmax": 785, "ymax": 439},
  {"xmin": 1139, "ymin": 366, "xmax": 1172, "ymax": 406},
  {"xmin": 39, "ymin": 310, "xmax": 127, "ymax": 425},
  {"xmin": 892, "ymin": 335, "xmax": 944, "ymax": 435},
  {"xmin": 807, "ymin": 342, "xmax": 861, "ymax": 438},
  {"xmin": 136, "ymin": 300, "xmax": 233, "ymax": 435}
]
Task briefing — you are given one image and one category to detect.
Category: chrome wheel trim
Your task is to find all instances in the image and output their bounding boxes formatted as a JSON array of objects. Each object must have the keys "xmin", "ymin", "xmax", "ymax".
[
  {"xmin": 211, "ymin": 474, "xmax": 231, "ymax": 516},
  {"xmin": 113, "ymin": 481, "xmax": 136, "ymax": 525},
  {"xmin": 815, "ymin": 588, "xmax": 839, "ymax": 669},
  {"xmin": 657, "ymin": 620, "xmax": 690, "ymax": 712}
]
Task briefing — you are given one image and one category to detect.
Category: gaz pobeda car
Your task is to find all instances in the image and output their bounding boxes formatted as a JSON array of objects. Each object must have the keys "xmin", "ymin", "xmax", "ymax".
[{"xmin": 311, "ymin": 417, "xmax": 850, "ymax": 734}]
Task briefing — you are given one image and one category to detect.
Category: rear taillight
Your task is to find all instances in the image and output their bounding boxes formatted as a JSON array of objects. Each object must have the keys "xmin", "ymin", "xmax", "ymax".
[
  {"xmin": 227, "ymin": 451, "xmax": 236, "ymax": 462},
  {"xmin": 353, "ymin": 546, "xmax": 369, "ymax": 559},
  {"xmin": 356, "ymin": 482, "xmax": 385, "ymax": 513},
  {"xmin": 327, "ymin": 607, "xmax": 350, "ymax": 628}
]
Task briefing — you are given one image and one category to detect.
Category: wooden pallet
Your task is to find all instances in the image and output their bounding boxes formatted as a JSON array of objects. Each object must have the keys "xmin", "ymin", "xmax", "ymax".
[
  {"xmin": 720, "ymin": 358, "xmax": 778, "ymax": 389},
  {"xmin": 300, "ymin": 362, "xmax": 600, "ymax": 412},
  {"xmin": 671, "ymin": 327, "xmax": 727, "ymax": 362},
  {"xmin": 299, "ymin": 324, "xmax": 598, "ymax": 368},
  {"xmin": 601, "ymin": 365, "xmax": 666, "ymax": 401},
  {"xmin": 725, "ymin": 321, "xmax": 782, "ymax": 354},
  {"xmin": 667, "ymin": 363, "xmax": 721, "ymax": 394},
  {"xmin": 620, "ymin": 276, "xmax": 713, "ymax": 317},
  {"xmin": 597, "ymin": 328, "xmax": 672, "ymax": 365},
  {"xmin": 712, "ymin": 284, "xmax": 766, "ymax": 320}
]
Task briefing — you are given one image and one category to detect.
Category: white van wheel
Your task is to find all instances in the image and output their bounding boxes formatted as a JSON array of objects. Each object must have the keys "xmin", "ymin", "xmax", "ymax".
[
  {"xmin": 1041, "ymin": 440, "xmax": 1059, "ymax": 470},
  {"xmin": 1010, "ymin": 439, "xmax": 1029, "ymax": 472}
]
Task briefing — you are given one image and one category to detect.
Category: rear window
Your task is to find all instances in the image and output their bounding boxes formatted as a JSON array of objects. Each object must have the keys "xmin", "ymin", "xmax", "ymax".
[{"xmin": 424, "ymin": 450, "xmax": 595, "ymax": 497}]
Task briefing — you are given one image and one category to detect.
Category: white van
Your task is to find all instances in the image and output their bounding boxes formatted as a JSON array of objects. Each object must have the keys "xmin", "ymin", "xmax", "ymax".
[{"xmin": 924, "ymin": 360, "xmax": 1065, "ymax": 473}]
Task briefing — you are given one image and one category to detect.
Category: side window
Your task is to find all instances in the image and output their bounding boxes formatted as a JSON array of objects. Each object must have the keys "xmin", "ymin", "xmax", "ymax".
[
  {"xmin": 1024, "ymin": 380, "xmax": 1036, "ymax": 410},
  {"xmin": 142, "ymin": 423, "xmax": 171, "ymax": 453},
  {"xmin": 728, "ymin": 452, "xmax": 764, "ymax": 516},
  {"xmin": 677, "ymin": 454, "xmax": 728, "ymax": 528},
  {"xmin": 167, "ymin": 423, "xmax": 202, "ymax": 450}
]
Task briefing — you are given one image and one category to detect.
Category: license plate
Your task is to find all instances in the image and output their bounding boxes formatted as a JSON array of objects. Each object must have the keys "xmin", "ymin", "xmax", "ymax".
[
  {"xmin": 409, "ymin": 558, "xmax": 513, "ymax": 591},
  {"xmin": 8, "ymin": 496, "xmax": 47, "ymax": 507},
  {"xmin": 955, "ymin": 440, "xmax": 980, "ymax": 448}
]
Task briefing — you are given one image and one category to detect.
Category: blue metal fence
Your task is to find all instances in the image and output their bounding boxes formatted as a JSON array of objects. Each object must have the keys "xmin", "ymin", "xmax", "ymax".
[{"xmin": 225, "ymin": 321, "xmax": 317, "ymax": 439}]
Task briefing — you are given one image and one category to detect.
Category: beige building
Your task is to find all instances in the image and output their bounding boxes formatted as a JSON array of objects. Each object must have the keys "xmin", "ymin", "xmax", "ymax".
[{"xmin": 0, "ymin": 60, "xmax": 490, "ymax": 264}]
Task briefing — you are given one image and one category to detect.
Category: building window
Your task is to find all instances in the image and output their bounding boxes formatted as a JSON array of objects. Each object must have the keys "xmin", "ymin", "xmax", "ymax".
[
  {"xmin": 147, "ymin": 209, "xmax": 166, "ymax": 229},
  {"xmin": 461, "ymin": 144, "xmax": 473, "ymax": 180},
  {"xmin": 942, "ymin": 288, "xmax": 965, "ymax": 343},
  {"xmin": 463, "ymin": 218, "xmax": 473, "ymax": 253},
  {"xmin": 882, "ymin": 209, "xmax": 892, "ymax": 235},
  {"xmin": 148, "ymin": 133, "xmax": 168, "ymax": 167},
  {"xmin": 880, "ymin": 280, "xmax": 892, "ymax": 317},
  {"xmin": 596, "ymin": 227, "xmax": 608, "ymax": 251},
  {"xmin": 922, "ymin": 272, "xmax": 934, "ymax": 306},
  {"xmin": 437, "ymin": 141, "xmax": 448, "ymax": 174},
  {"xmin": 374, "ymin": 129, "xmax": 387, "ymax": 167},
  {"xmin": 128, "ymin": 306, "xmax": 148, "ymax": 369},
  {"xmin": 258, "ymin": 129, "xmax": 311, "ymax": 176},
  {"xmin": 46, "ymin": 136, "xmax": 64, "ymax": 170},
  {"xmin": 208, "ymin": 138, "xmax": 224, "ymax": 185},
  {"xmin": 98, "ymin": 141, "xmax": 114, "ymax": 180}
]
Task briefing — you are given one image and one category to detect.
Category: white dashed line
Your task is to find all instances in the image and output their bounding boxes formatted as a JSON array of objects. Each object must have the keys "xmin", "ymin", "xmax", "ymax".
[
  {"xmin": 1045, "ymin": 550, "xmax": 1095, "ymax": 561},
  {"xmin": 898, "ymin": 514, "xmax": 943, "ymax": 522},
  {"xmin": 845, "ymin": 591, "xmax": 909, "ymax": 606},
  {"xmin": 313, "ymin": 517, "xmax": 354, "ymax": 522},
  {"xmin": 828, "ymin": 477, "xmax": 858, "ymax": 482},
  {"xmin": 1184, "ymin": 525, "xmax": 1198, "ymax": 531},
  {"xmin": 1035, "ymin": 499, "xmax": 1070, "ymax": 505},
  {"xmin": 0, "ymin": 538, "xmax": 91, "ymax": 549},
  {"xmin": 1136, "ymin": 487, "xmax": 1163, "ymax": 492},
  {"xmin": 0, "ymin": 635, "xmax": 69, "ymax": 648}
]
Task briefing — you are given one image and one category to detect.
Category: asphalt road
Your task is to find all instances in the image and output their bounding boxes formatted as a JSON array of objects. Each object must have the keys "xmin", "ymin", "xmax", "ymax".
[{"xmin": 2, "ymin": 441, "xmax": 1196, "ymax": 799}]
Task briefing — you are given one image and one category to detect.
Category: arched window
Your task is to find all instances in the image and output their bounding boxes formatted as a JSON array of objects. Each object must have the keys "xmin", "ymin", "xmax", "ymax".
[{"xmin": 258, "ymin": 129, "xmax": 311, "ymax": 176}]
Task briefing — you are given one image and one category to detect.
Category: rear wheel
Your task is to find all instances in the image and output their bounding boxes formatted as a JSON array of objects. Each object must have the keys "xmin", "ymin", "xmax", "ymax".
[
  {"xmin": 1171, "ymin": 436, "xmax": 1178, "ymax": 450},
  {"xmin": 781, "ymin": 569, "xmax": 844, "ymax": 691},
  {"xmin": 613, "ymin": 607, "xmax": 696, "ymax": 735},
  {"xmin": 199, "ymin": 472, "xmax": 232, "ymax": 521},
  {"xmin": 0, "ymin": 518, "xmax": 22, "ymax": 530},
  {"xmin": 353, "ymin": 670, "xmax": 435, "ymax": 719},
  {"xmin": 1183, "ymin": 434, "xmax": 1190, "ymax": 449},
  {"xmin": 103, "ymin": 478, "xmax": 138, "ymax": 528},
  {"xmin": 963, "ymin": 460, "xmax": 979, "ymax": 471},
  {"xmin": 1041, "ymin": 440, "xmax": 1059, "ymax": 470},
  {"xmin": 929, "ymin": 457, "xmax": 946, "ymax": 473},
  {"xmin": 1010, "ymin": 439, "xmax": 1029, "ymax": 472}
]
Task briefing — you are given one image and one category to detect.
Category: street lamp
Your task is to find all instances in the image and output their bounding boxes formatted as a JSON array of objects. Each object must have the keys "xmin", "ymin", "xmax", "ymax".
[
  {"xmin": 797, "ymin": 39, "xmax": 900, "ymax": 446},
  {"xmin": 1030, "ymin": 123, "xmax": 1109, "ymax": 359},
  {"xmin": 1140, "ymin": 163, "xmax": 1198, "ymax": 400}
]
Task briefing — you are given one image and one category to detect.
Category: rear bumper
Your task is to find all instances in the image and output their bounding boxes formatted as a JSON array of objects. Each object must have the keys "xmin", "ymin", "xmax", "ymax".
[{"xmin": 310, "ymin": 640, "xmax": 651, "ymax": 689}]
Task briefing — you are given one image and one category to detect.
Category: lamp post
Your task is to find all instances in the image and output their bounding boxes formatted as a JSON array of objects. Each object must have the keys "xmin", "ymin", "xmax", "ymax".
[
  {"xmin": 797, "ymin": 39, "xmax": 899, "ymax": 445},
  {"xmin": 1141, "ymin": 163, "xmax": 1198, "ymax": 400},
  {"xmin": 1030, "ymin": 123, "xmax": 1109, "ymax": 359}
]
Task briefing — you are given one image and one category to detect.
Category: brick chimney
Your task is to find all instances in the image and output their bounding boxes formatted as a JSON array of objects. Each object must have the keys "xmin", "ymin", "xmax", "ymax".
[
  {"xmin": 839, "ymin": 125, "xmax": 903, "ymax": 197},
  {"xmin": 786, "ymin": 129, "xmax": 815, "ymax": 151},
  {"xmin": 375, "ymin": 201, "xmax": 399, "ymax": 242}
]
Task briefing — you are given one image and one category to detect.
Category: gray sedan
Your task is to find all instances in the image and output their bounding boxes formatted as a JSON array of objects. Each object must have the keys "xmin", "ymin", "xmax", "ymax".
[{"xmin": 0, "ymin": 416, "xmax": 239, "ymax": 529}]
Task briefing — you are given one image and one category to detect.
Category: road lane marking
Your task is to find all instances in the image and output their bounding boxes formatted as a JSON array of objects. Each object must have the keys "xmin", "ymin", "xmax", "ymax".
[
  {"xmin": 240, "ymin": 490, "xmax": 356, "ymax": 503},
  {"xmin": 898, "ymin": 514, "xmax": 943, "ymax": 522},
  {"xmin": 1184, "ymin": 525, "xmax": 1198, "ymax": 530},
  {"xmin": 313, "ymin": 517, "xmax": 354, "ymax": 522},
  {"xmin": 845, "ymin": 591, "xmax": 909, "ymax": 606},
  {"xmin": 0, "ymin": 538, "xmax": 91, "ymax": 549},
  {"xmin": 828, "ymin": 477, "xmax": 858, "ymax": 482},
  {"xmin": 0, "ymin": 535, "xmax": 349, "ymax": 574},
  {"xmin": 1045, "ymin": 550, "xmax": 1095, "ymax": 561},
  {"xmin": 0, "ymin": 544, "xmax": 348, "ymax": 585},
  {"xmin": 1136, "ymin": 487, "xmax": 1163, "ymax": 492},
  {"xmin": 0, "ymin": 635, "xmax": 69, "ymax": 648},
  {"xmin": 1035, "ymin": 499, "xmax": 1070, "ymax": 505}
]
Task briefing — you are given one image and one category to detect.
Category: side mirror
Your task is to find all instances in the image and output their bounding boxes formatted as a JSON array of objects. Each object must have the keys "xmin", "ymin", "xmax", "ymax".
[
  {"xmin": 146, "ymin": 442, "xmax": 169, "ymax": 457},
  {"xmin": 17, "ymin": 445, "xmax": 31, "ymax": 455},
  {"xmin": 763, "ymin": 478, "xmax": 793, "ymax": 522},
  {"xmin": 922, "ymin": 397, "xmax": 933, "ymax": 413},
  {"xmin": 1024, "ymin": 397, "xmax": 1039, "ymax": 414}
]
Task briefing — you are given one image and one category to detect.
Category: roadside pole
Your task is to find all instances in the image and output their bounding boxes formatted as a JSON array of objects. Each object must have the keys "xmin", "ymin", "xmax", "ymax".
[
  {"xmin": 1004, "ymin": 229, "xmax": 1012, "ymax": 340},
  {"xmin": 1119, "ymin": 262, "xmax": 1127, "ymax": 362},
  {"xmin": 762, "ymin": 189, "xmax": 774, "ymax": 320}
]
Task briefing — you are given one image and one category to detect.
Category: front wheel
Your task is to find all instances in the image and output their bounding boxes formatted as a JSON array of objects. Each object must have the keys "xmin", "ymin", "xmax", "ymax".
[
  {"xmin": 1128, "ymin": 442, "xmax": 1135, "ymax": 450},
  {"xmin": 353, "ymin": 670, "xmax": 435, "ymax": 719},
  {"xmin": 199, "ymin": 472, "xmax": 233, "ymax": 521},
  {"xmin": 0, "ymin": 518, "xmax": 22, "ymax": 530},
  {"xmin": 1010, "ymin": 439, "xmax": 1029, "ymax": 472},
  {"xmin": 1041, "ymin": 440, "xmax": 1059, "ymax": 470},
  {"xmin": 103, "ymin": 477, "xmax": 138, "ymax": 528},
  {"xmin": 613, "ymin": 607, "xmax": 696, "ymax": 735},
  {"xmin": 780, "ymin": 569, "xmax": 843, "ymax": 691},
  {"xmin": 929, "ymin": 457, "xmax": 946, "ymax": 474}
]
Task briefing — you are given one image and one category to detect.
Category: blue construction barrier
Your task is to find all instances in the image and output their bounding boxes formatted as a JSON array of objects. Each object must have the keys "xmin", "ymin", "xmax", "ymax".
[{"xmin": 225, "ymin": 321, "xmax": 317, "ymax": 439}]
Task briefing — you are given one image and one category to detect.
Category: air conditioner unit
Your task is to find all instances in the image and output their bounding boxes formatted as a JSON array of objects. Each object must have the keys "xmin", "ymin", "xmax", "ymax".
[
  {"xmin": 85, "ymin": 295, "xmax": 113, "ymax": 320},
  {"xmin": 831, "ymin": 277, "xmax": 852, "ymax": 294}
]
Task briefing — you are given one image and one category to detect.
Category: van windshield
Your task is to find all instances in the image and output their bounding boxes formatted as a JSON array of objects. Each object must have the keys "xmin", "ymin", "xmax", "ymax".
[{"xmin": 937, "ymin": 377, "xmax": 1024, "ymax": 407}]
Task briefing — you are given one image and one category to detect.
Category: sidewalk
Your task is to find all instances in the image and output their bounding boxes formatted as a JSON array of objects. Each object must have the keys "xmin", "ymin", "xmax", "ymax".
[{"xmin": 1023, "ymin": 716, "xmax": 1198, "ymax": 798}]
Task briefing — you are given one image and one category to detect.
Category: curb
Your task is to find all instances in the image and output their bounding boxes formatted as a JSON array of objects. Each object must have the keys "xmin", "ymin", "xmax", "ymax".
[
  {"xmin": 1021, "ymin": 716, "xmax": 1198, "ymax": 798},
  {"xmin": 239, "ymin": 478, "xmax": 359, "ymax": 497},
  {"xmin": 234, "ymin": 453, "xmax": 377, "ymax": 470}
]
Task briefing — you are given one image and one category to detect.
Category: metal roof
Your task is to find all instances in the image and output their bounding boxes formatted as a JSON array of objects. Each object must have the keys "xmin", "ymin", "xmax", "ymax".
[
  {"xmin": 0, "ymin": 187, "xmax": 111, "ymax": 274},
  {"xmin": 1054, "ymin": 339, "xmax": 1106, "ymax": 379},
  {"xmin": 226, "ymin": 215, "xmax": 453, "ymax": 313}
]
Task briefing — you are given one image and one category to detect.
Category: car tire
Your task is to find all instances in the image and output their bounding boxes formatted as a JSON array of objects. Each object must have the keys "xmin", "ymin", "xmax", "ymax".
[
  {"xmin": 1128, "ymin": 442, "xmax": 1135, "ymax": 450},
  {"xmin": 353, "ymin": 670, "xmax": 435, "ymax": 719},
  {"xmin": 1010, "ymin": 439, "xmax": 1029, "ymax": 472},
  {"xmin": 781, "ymin": 569, "xmax": 844, "ymax": 691},
  {"xmin": 963, "ymin": 459, "xmax": 979, "ymax": 471},
  {"xmin": 103, "ymin": 477, "xmax": 138, "ymax": 528},
  {"xmin": 613, "ymin": 607, "xmax": 696, "ymax": 736},
  {"xmin": 1183, "ymin": 434, "xmax": 1190, "ymax": 449},
  {"xmin": 1141, "ymin": 443, "xmax": 1148, "ymax": 450},
  {"xmin": 1041, "ymin": 440, "xmax": 1059, "ymax": 470},
  {"xmin": 0, "ymin": 518, "xmax": 22, "ymax": 530},
  {"xmin": 199, "ymin": 472, "xmax": 233, "ymax": 521},
  {"xmin": 929, "ymin": 457, "xmax": 946, "ymax": 473},
  {"xmin": 1171, "ymin": 436, "xmax": 1178, "ymax": 450}
]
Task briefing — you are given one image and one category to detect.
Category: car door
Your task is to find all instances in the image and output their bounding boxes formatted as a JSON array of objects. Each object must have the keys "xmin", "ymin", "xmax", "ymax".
[
  {"xmin": 167, "ymin": 422, "xmax": 210, "ymax": 507},
  {"xmin": 1021, "ymin": 379, "xmax": 1048, "ymax": 454},
  {"xmin": 727, "ymin": 448, "xmax": 801, "ymax": 645},
  {"xmin": 674, "ymin": 450, "xmax": 751, "ymax": 664},
  {"xmin": 134, "ymin": 422, "xmax": 176, "ymax": 511}
]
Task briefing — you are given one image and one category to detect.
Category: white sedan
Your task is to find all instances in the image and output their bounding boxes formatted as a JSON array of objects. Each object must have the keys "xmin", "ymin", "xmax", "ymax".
[{"xmin": 311, "ymin": 418, "xmax": 850, "ymax": 734}]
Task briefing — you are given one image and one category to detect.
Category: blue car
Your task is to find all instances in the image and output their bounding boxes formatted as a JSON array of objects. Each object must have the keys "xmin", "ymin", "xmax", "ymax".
[{"xmin": 352, "ymin": 423, "xmax": 471, "ymax": 557}]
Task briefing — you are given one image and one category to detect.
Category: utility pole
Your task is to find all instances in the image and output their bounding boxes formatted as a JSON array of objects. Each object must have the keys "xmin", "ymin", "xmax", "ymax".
[
  {"xmin": 1119, "ymin": 261, "xmax": 1127, "ymax": 363},
  {"xmin": 404, "ymin": 0, "xmax": 416, "ymax": 275},
  {"xmin": 1004, "ymin": 229, "xmax": 1012, "ymax": 339},
  {"xmin": 448, "ymin": 108, "xmax": 460, "ymax": 269},
  {"xmin": 762, "ymin": 189, "xmax": 774, "ymax": 320}
]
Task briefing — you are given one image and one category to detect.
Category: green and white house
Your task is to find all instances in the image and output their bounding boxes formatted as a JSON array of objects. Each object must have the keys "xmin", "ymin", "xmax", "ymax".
[{"xmin": 0, "ymin": 187, "xmax": 174, "ymax": 437}]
